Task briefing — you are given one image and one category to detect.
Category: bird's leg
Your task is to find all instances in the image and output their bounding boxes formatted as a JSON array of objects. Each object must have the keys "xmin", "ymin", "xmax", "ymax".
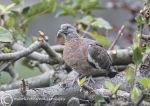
[
  {"xmin": 70, "ymin": 74, "xmax": 80, "ymax": 87},
  {"xmin": 60, "ymin": 74, "xmax": 79, "ymax": 88},
  {"xmin": 60, "ymin": 71, "xmax": 80, "ymax": 88},
  {"xmin": 86, "ymin": 75, "xmax": 95, "ymax": 85}
]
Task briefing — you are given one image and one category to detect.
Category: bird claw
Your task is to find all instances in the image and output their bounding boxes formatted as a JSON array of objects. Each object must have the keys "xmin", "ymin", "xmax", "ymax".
[
  {"xmin": 86, "ymin": 76, "xmax": 95, "ymax": 85},
  {"xmin": 62, "ymin": 76, "xmax": 79, "ymax": 88},
  {"xmin": 70, "ymin": 78, "xmax": 79, "ymax": 87}
]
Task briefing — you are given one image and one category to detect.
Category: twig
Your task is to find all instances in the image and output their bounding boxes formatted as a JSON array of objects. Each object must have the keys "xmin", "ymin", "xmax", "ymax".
[
  {"xmin": 42, "ymin": 42, "xmax": 62, "ymax": 63},
  {"xmin": 134, "ymin": 93, "xmax": 146, "ymax": 106},
  {"xmin": 12, "ymin": 43, "xmax": 64, "ymax": 63},
  {"xmin": 82, "ymin": 84, "xmax": 95, "ymax": 94},
  {"xmin": 39, "ymin": 31, "xmax": 62, "ymax": 62},
  {"xmin": 0, "ymin": 41, "xmax": 43, "ymax": 61},
  {"xmin": 6, "ymin": 65, "xmax": 19, "ymax": 83},
  {"xmin": 109, "ymin": 25, "xmax": 125, "ymax": 50},
  {"xmin": 12, "ymin": 43, "xmax": 55, "ymax": 63},
  {"xmin": 0, "ymin": 41, "xmax": 43, "ymax": 71},
  {"xmin": 139, "ymin": 25, "xmax": 144, "ymax": 47},
  {"xmin": 0, "ymin": 32, "xmax": 63, "ymax": 72},
  {"xmin": 20, "ymin": 79, "xmax": 28, "ymax": 96},
  {"xmin": 0, "ymin": 61, "xmax": 11, "ymax": 72}
]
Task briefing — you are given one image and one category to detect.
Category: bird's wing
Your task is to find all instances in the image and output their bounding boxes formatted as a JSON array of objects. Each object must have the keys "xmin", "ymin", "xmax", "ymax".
[{"xmin": 87, "ymin": 43, "xmax": 112, "ymax": 70}]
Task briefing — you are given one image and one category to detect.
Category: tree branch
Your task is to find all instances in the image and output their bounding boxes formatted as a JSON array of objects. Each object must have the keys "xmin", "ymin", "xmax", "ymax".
[
  {"xmin": 12, "ymin": 43, "xmax": 64, "ymax": 64},
  {"xmin": 0, "ymin": 41, "xmax": 43, "ymax": 61},
  {"xmin": 108, "ymin": 48, "xmax": 133, "ymax": 65},
  {"xmin": 109, "ymin": 25, "xmax": 125, "ymax": 50},
  {"xmin": 0, "ymin": 70, "xmax": 54, "ymax": 91}
]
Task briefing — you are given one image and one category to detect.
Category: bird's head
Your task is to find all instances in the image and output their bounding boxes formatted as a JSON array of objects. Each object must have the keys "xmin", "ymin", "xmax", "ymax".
[{"xmin": 57, "ymin": 24, "xmax": 79, "ymax": 44}]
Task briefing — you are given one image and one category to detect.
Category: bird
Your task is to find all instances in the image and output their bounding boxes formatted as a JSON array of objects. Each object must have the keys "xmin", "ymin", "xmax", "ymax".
[{"xmin": 57, "ymin": 24, "xmax": 116, "ymax": 83}]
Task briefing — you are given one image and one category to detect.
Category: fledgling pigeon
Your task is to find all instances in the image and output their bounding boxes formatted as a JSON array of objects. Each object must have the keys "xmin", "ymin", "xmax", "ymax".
[{"xmin": 57, "ymin": 24, "xmax": 116, "ymax": 78}]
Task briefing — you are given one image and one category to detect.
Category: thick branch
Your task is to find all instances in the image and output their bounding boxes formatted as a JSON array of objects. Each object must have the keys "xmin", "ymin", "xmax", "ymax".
[
  {"xmin": 0, "ymin": 84, "xmax": 83, "ymax": 106},
  {"xmin": 108, "ymin": 48, "xmax": 133, "ymax": 65},
  {"xmin": 0, "ymin": 81, "xmax": 149, "ymax": 106},
  {"xmin": 0, "ymin": 69, "xmax": 150, "ymax": 105},
  {"xmin": 0, "ymin": 70, "xmax": 54, "ymax": 91}
]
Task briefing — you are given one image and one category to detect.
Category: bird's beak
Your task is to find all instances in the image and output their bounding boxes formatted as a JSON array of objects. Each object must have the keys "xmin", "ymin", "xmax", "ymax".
[
  {"xmin": 57, "ymin": 29, "xmax": 65, "ymax": 45},
  {"xmin": 57, "ymin": 29, "xmax": 64, "ymax": 38}
]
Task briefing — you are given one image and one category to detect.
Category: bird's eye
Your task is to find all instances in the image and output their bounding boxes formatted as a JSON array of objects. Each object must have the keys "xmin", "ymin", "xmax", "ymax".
[
  {"xmin": 61, "ymin": 25, "xmax": 67, "ymax": 30},
  {"xmin": 66, "ymin": 26, "xmax": 69, "ymax": 30},
  {"xmin": 89, "ymin": 44, "xmax": 92, "ymax": 47}
]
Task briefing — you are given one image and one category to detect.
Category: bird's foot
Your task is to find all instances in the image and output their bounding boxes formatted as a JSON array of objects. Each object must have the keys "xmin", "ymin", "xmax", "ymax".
[
  {"xmin": 86, "ymin": 75, "xmax": 95, "ymax": 85},
  {"xmin": 61, "ymin": 76, "xmax": 79, "ymax": 88},
  {"xmin": 60, "ymin": 78, "xmax": 78, "ymax": 89},
  {"xmin": 70, "ymin": 77, "xmax": 79, "ymax": 87}
]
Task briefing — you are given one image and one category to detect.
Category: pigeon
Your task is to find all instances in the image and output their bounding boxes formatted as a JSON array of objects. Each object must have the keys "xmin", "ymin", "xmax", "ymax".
[{"xmin": 57, "ymin": 24, "xmax": 116, "ymax": 79}]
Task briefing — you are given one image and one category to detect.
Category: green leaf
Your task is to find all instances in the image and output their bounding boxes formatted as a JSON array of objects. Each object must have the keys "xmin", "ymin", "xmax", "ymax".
[
  {"xmin": 95, "ymin": 95, "xmax": 105, "ymax": 106},
  {"xmin": 90, "ymin": 31, "xmax": 110, "ymax": 47},
  {"xmin": 73, "ymin": 0, "xmax": 100, "ymax": 12},
  {"xmin": 132, "ymin": 47, "xmax": 143, "ymax": 64},
  {"xmin": 133, "ymin": 32, "xmax": 139, "ymax": 49},
  {"xmin": 59, "ymin": 4, "xmax": 77, "ymax": 16},
  {"xmin": 112, "ymin": 83, "xmax": 121, "ymax": 94},
  {"xmin": 0, "ymin": 3, "xmax": 15, "ymax": 14},
  {"xmin": 131, "ymin": 87, "xmax": 141, "ymax": 102},
  {"xmin": 61, "ymin": 0, "xmax": 101, "ymax": 15},
  {"xmin": 124, "ymin": 64, "xmax": 135, "ymax": 84},
  {"xmin": 135, "ymin": 15, "xmax": 145, "ymax": 26},
  {"xmin": 5, "ymin": 16, "xmax": 15, "ymax": 28},
  {"xmin": 138, "ymin": 77, "xmax": 150, "ymax": 88},
  {"xmin": 78, "ymin": 15, "xmax": 94, "ymax": 25},
  {"xmin": 1, "ymin": 47, "xmax": 10, "ymax": 53},
  {"xmin": 73, "ymin": 0, "xmax": 83, "ymax": 9},
  {"xmin": 80, "ymin": 0, "xmax": 98, "ymax": 11},
  {"xmin": 147, "ymin": 0, "xmax": 150, "ymax": 8},
  {"xmin": 79, "ymin": 76, "xmax": 87, "ymax": 86},
  {"xmin": 5, "ymin": 3, "xmax": 16, "ymax": 11},
  {"xmin": 11, "ymin": 0, "xmax": 20, "ymax": 4},
  {"xmin": 104, "ymin": 81, "xmax": 115, "ymax": 92},
  {"xmin": 24, "ymin": 0, "xmax": 56, "ymax": 18},
  {"xmin": 91, "ymin": 18, "xmax": 112, "ymax": 30},
  {"xmin": 0, "ymin": 26, "xmax": 13, "ymax": 43},
  {"xmin": 0, "ymin": 4, "xmax": 5, "ymax": 12}
]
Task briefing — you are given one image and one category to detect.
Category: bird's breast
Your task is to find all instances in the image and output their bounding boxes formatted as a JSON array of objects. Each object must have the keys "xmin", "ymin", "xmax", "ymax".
[{"xmin": 63, "ymin": 39, "xmax": 88, "ymax": 68}]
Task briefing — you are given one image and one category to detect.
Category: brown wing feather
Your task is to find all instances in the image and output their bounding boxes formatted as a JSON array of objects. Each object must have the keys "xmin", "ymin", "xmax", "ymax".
[{"xmin": 87, "ymin": 43, "xmax": 112, "ymax": 71}]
